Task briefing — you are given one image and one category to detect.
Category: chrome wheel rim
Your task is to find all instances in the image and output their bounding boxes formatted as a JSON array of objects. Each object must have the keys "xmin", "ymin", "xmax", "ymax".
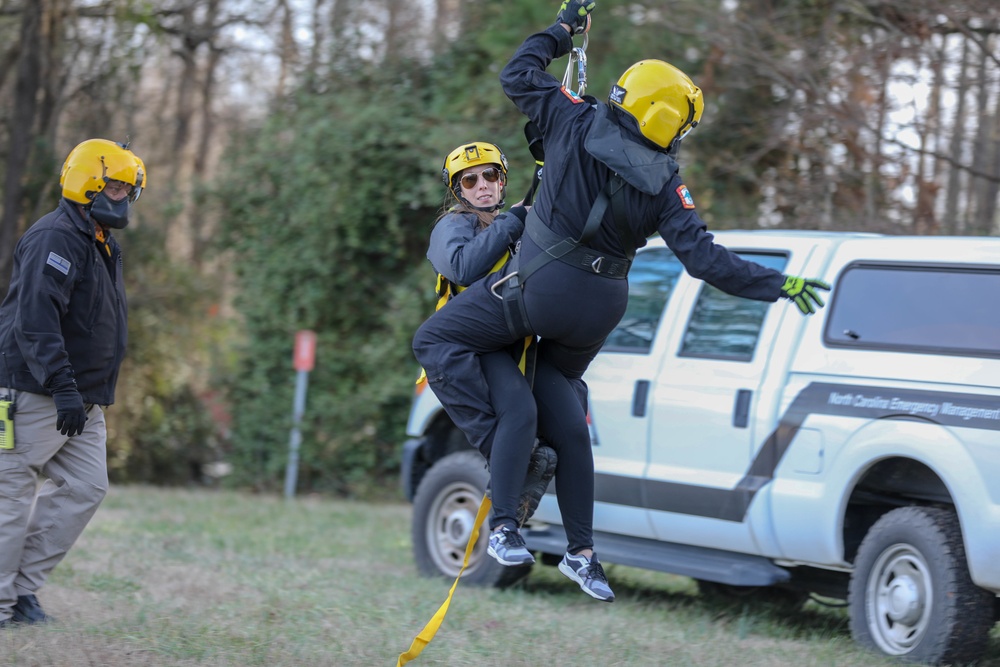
[
  {"xmin": 424, "ymin": 481, "xmax": 487, "ymax": 578},
  {"xmin": 866, "ymin": 543, "xmax": 932, "ymax": 655}
]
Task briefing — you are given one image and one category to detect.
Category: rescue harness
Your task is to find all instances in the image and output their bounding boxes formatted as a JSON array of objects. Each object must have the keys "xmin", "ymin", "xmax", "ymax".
[{"xmin": 491, "ymin": 173, "xmax": 635, "ymax": 341}]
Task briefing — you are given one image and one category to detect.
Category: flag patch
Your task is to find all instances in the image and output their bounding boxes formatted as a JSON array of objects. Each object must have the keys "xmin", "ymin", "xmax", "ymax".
[
  {"xmin": 559, "ymin": 86, "xmax": 584, "ymax": 104},
  {"xmin": 46, "ymin": 252, "xmax": 71, "ymax": 275},
  {"xmin": 676, "ymin": 185, "xmax": 696, "ymax": 209}
]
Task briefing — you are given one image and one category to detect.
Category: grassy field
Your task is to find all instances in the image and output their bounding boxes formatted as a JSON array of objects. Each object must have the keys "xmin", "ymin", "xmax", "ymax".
[{"xmin": 2, "ymin": 486, "xmax": 998, "ymax": 667}]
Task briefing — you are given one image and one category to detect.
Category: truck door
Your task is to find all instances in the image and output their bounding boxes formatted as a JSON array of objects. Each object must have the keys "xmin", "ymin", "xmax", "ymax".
[
  {"xmin": 644, "ymin": 250, "xmax": 792, "ymax": 552},
  {"xmin": 582, "ymin": 245, "xmax": 687, "ymax": 539}
]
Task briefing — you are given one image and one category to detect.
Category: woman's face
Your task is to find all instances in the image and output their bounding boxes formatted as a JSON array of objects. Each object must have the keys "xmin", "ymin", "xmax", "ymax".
[{"xmin": 457, "ymin": 164, "xmax": 502, "ymax": 208}]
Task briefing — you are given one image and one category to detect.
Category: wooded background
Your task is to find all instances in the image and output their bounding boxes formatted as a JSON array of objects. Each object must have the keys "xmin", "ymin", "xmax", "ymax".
[{"xmin": 0, "ymin": 0, "xmax": 996, "ymax": 497}]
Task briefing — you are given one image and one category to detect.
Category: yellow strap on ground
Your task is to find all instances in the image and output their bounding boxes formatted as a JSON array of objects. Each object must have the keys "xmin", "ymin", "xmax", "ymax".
[{"xmin": 397, "ymin": 494, "xmax": 492, "ymax": 666}]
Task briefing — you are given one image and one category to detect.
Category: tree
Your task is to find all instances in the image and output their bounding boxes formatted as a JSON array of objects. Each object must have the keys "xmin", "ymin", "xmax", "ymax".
[{"xmin": 0, "ymin": 1, "xmax": 42, "ymax": 291}]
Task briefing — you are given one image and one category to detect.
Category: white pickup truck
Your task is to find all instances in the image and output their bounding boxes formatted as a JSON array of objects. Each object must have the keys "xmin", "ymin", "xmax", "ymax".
[{"xmin": 401, "ymin": 230, "xmax": 1000, "ymax": 665}]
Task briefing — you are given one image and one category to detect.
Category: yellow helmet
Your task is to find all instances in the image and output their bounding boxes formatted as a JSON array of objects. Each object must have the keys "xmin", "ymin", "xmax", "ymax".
[
  {"xmin": 440, "ymin": 142, "xmax": 508, "ymax": 191},
  {"xmin": 609, "ymin": 60, "xmax": 705, "ymax": 150},
  {"xmin": 60, "ymin": 138, "xmax": 145, "ymax": 205}
]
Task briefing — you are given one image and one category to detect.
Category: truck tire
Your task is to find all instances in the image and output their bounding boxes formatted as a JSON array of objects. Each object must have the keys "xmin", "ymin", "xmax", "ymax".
[
  {"xmin": 848, "ymin": 506, "xmax": 994, "ymax": 665},
  {"xmin": 411, "ymin": 449, "xmax": 532, "ymax": 588}
]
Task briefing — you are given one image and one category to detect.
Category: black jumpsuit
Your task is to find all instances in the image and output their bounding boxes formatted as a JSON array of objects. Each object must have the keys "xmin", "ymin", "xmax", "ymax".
[{"xmin": 413, "ymin": 23, "xmax": 787, "ymax": 553}]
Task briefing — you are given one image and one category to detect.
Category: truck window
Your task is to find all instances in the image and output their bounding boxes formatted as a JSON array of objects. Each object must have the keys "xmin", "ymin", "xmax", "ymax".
[
  {"xmin": 825, "ymin": 263, "xmax": 1000, "ymax": 357},
  {"xmin": 679, "ymin": 252, "xmax": 789, "ymax": 361},
  {"xmin": 603, "ymin": 248, "xmax": 684, "ymax": 354}
]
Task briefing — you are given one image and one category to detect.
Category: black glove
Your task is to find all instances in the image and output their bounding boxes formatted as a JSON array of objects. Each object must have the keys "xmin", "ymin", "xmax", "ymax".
[
  {"xmin": 780, "ymin": 275, "xmax": 831, "ymax": 315},
  {"xmin": 52, "ymin": 385, "xmax": 87, "ymax": 437},
  {"xmin": 556, "ymin": 0, "xmax": 596, "ymax": 35}
]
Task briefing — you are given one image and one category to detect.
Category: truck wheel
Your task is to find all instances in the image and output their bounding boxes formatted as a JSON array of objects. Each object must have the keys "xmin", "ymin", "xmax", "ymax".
[
  {"xmin": 848, "ymin": 506, "xmax": 994, "ymax": 665},
  {"xmin": 411, "ymin": 449, "xmax": 532, "ymax": 588}
]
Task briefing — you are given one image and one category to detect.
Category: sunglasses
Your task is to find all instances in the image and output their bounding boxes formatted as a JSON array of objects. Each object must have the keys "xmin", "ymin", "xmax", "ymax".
[{"xmin": 459, "ymin": 167, "xmax": 502, "ymax": 190}]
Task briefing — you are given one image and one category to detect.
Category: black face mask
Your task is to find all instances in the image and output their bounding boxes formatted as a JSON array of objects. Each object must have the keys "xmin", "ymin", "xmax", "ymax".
[{"xmin": 88, "ymin": 191, "xmax": 131, "ymax": 229}]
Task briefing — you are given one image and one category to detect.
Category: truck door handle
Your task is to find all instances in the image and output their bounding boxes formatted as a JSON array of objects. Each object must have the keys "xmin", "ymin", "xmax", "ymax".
[
  {"xmin": 632, "ymin": 380, "xmax": 650, "ymax": 417},
  {"xmin": 732, "ymin": 389, "xmax": 752, "ymax": 428}
]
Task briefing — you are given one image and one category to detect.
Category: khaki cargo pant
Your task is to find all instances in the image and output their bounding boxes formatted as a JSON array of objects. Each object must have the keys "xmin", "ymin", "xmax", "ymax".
[{"xmin": 0, "ymin": 389, "xmax": 107, "ymax": 621}]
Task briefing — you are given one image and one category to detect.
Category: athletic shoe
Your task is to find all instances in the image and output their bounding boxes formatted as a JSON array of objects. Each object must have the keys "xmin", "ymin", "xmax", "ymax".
[
  {"xmin": 558, "ymin": 552, "xmax": 615, "ymax": 602},
  {"xmin": 487, "ymin": 526, "xmax": 536, "ymax": 567}
]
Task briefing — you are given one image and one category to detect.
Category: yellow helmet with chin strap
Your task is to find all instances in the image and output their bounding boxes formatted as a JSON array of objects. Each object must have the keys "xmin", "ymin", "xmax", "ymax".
[
  {"xmin": 609, "ymin": 60, "xmax": 705, "ymax": 150},
  {"xmin": 441, "ymin": 141, "xmax": 508, "ymax": 192},
  {"xmin": 60, "ymin": 138, "xmax": 145, "ymax": 205},
  {"xmin": 60, "ymin": 138, "xmax": 146, "ymax": 229}
]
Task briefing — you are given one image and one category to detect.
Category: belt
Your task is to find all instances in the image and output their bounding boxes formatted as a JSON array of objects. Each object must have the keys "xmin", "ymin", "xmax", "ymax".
[
  {"xmin": 558, "ymin": 245, "xmax": 630, "ymax": 278},
  {"xmin": 524, "ymin": 212, "xmax": 630, "ymax": 279}
]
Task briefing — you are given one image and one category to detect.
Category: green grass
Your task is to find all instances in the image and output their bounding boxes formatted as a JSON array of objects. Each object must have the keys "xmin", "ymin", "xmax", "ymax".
[{"xmin": 2, "ymin": 485, "xmax": 998, "ymax": 666}]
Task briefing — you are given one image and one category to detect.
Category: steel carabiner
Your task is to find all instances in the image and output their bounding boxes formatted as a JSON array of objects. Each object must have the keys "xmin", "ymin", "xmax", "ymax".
[{"xmin": 561, "ymin": 34, "xmax": 589, "ymax": 98}]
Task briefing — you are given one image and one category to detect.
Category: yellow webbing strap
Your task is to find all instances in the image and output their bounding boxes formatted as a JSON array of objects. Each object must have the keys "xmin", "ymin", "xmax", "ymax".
[{"xmin": 397, "ymin": 494, "xmax": 492, "ymax": 666}]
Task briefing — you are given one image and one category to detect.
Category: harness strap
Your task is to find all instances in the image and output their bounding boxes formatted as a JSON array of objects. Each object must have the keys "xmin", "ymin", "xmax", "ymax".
[
  {"xmin": 515, "ymin": 175, "xmax": 619, "ymax": 287},
  {"xmin": 525, "ymin": 217, "xmax": 629, "ymax": 279},
  {"xmin": 493, "ymin": 173, "xmax": 634, "ymax": 338},
  {"xmin": 607, "ymin": 176, "xmax": 635, "ymax": 261}
]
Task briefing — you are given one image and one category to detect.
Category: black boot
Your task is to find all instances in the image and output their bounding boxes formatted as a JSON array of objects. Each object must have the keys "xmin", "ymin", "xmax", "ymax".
[
  {"xmin": 12, "ymin": 594, "xmax": 54, "ymax": 624},
  {"xmin": 517, "ymin": 441, "xmax": 558, "ymax": 527}
]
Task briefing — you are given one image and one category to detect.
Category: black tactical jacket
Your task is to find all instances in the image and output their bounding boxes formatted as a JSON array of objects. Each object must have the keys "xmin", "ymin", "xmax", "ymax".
[{"xmin": 0, "ymin": 199, "xmax": 127, "ymax": 404}]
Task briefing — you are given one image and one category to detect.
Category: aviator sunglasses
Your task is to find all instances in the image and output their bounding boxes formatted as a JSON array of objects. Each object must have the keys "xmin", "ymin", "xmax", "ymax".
[{"xmin": 459, "ymin": 167, "xmax": 502, "ymax": 190}]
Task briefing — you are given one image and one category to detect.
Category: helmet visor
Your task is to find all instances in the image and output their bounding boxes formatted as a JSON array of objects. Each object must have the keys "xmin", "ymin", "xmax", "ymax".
[{"xmin": 102, "ymin": 179, "xmax": 142, "ymax": 204}]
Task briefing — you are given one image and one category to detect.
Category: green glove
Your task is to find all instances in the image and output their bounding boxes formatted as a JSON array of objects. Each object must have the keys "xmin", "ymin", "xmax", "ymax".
[
  {"xmin": 557, "ymin": 0, "xmax": 596, "ymax": 34},
  {"xmin": 780, "ymin": 275, "xmax": 831, "ymax": 315}
]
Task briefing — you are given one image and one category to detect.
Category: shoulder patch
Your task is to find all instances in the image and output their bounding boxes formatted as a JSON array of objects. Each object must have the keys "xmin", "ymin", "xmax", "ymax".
[
  {"xmin": 676, "ymin": 185, "xmax": 696, "ymax": 209},
  {"xmin": 559, "ymin": 86, "xmax": 584, "ymax": 104},
  {"xmin": 46, "ymin": 252, "xmax": 71, "ymax": 275}
]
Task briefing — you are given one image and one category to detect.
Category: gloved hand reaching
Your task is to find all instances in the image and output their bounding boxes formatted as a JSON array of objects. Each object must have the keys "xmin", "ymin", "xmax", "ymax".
[
  {"xmin": 780, "ymin": 275, "xmax": 831, "ymax": 315},
  {"xmin": 48, "ymin": 371, "xmax": 88, "ymax": 436},
  {"xmin": 557, "ymin": 0, "xmax": 596, "ymax": 34}
]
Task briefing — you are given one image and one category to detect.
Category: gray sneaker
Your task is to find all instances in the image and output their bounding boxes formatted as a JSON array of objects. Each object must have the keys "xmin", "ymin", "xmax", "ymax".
[
  {"xmin": 558, "ymin": 552, "xmax": 615, "ymax": 602},
  {"xmin": 487, "ymin": 526, "xmax": 536, "ymax": 567}
]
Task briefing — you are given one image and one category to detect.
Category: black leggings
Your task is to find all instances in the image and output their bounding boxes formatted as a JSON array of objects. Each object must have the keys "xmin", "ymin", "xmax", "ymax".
[
  {"xmin": 472, "ymin": 347, "xmax": 595, "ymax": 552},
  {"xmin": 479, "ymin": 349, "xmax": 535, "ymax": 532}
]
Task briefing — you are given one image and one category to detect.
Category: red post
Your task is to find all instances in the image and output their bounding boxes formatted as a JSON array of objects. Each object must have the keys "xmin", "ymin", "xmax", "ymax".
[{"xmin": 294, "ymin": 330, "xmax": 316, "ymax": 372}]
